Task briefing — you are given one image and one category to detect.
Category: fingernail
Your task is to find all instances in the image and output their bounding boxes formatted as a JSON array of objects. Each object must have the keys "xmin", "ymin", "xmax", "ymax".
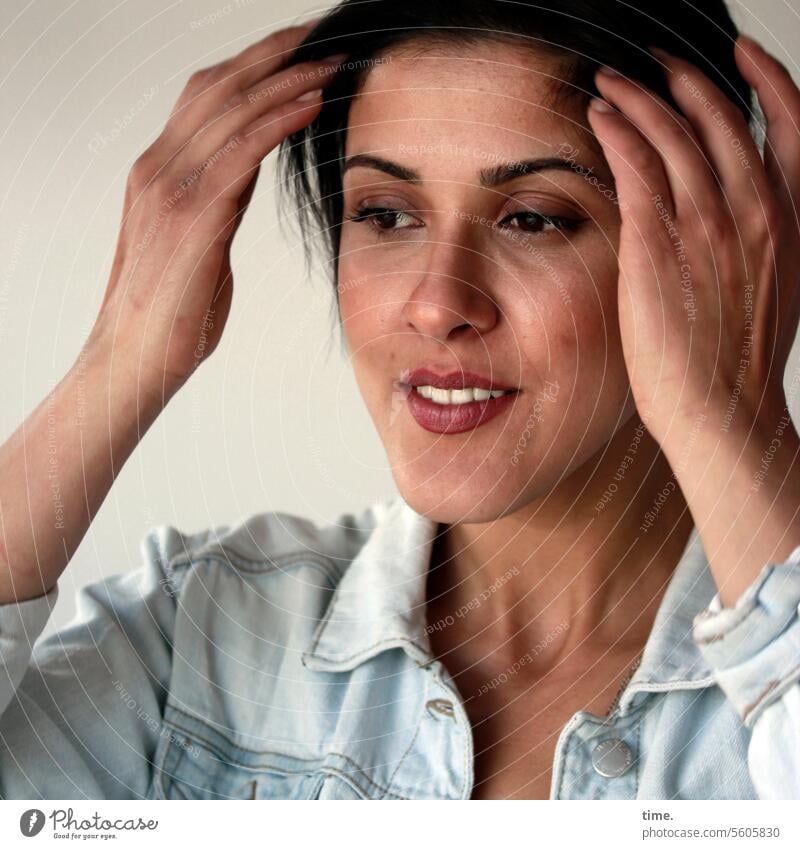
[
  {"xmin": 297, "ymin": 88, "xmax": 322, "ymax": 102},
  {"xmin": 649, "ymin": 46, "xmax": 670, "ymax": 60},
  {"xmin": 589, "ymin": 97, "xmax": 615, "ymax": 113},
  {"xmin": 321, "ymin": 53, "xmax": 348, "ymax": 66},
  {"xmin": 597, "ymin": 65, "xmax": 620, "ymax": 77}
]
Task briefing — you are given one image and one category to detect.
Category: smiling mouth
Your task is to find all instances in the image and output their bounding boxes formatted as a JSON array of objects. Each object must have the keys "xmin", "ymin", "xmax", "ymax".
[
  {"xmin": 394, "ymin": 367, "xmax": 521, "ymax": 434},
  {"xmin": 398, "ymin": 382, "xmax": 520, "ymax": 435},
  {"xmin": 412, "ymin": 385, "xmax": 517, "ymax": 404}
]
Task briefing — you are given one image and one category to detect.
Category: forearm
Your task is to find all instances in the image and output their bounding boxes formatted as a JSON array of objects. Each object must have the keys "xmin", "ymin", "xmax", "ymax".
[
  {"xmin": 661, "ymin": 402, "xmax": 800, "ymax": 608},
  {"xmin": 0, "ymin": 335, "xmax": 165, "ymax": 604}
]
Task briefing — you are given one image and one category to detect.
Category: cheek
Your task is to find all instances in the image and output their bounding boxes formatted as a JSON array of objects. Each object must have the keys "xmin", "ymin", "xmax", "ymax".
[
  {"xmin": 337, "ymin": 266, "xmax": 399, "ymax": 414},
  {"xmin": 338, "ymin": 243, "xmax": 409, "ymax": 344},
  {"xmin": 559, "ymin": 281, "xmax": 631, "ymax": 418},
  {"xmin": 510, "ymin": 255, "xmax": 628, "ymax": 404},
  {"xmin": 338, "ymin": 275, "xmax": 390, "ymax": 350},
  {"xmin": 509, "ymin": 248, "xmax": 620, "ymax": 347}
]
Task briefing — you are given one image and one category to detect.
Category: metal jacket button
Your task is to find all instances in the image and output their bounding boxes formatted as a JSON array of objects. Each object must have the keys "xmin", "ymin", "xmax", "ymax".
[{"xmin": 591, "ymin": 737, "xmax": 634, "ymax": 778}]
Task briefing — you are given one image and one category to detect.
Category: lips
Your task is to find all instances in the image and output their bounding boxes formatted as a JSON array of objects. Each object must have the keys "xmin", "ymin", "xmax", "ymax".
[
  {"xmin": 400, "ymin": 367, "xmax": 519, "ymax": 392},
  {"xmin": 397, "ymin": 367, "xmax": 520, "ymax": 434}
]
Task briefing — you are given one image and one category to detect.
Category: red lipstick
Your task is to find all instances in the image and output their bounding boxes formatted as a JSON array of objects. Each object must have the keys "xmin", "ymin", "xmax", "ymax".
[{"xmin": 397, "ymin": 367, "xmax": 520, "ymax": 435}]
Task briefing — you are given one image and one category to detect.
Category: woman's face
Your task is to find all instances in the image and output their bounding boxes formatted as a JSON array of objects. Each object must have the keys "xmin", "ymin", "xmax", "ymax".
[{"xmin": 338, "ymin": 40, "xmax": 632, "ymax": 524}]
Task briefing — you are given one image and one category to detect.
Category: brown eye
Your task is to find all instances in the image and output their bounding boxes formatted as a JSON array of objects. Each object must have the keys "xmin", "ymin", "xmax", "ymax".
[
  {"xmin": 499, "ymin": 211, "xmax": 576, "ymax": 233},
  {"xmin": 346, "ymin": 206, "xmax": 420, "ymax": 232}
]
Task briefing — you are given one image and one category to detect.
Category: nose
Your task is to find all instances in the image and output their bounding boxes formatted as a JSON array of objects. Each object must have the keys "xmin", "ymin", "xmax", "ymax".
[{"xmin": 400, "ymin": 239, "xmax": 498, "ymax": 342}]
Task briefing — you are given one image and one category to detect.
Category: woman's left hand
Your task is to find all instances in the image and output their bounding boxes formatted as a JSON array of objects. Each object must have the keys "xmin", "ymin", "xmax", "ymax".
[{"xmin": 587, "ymin": 36, "xmax": 800, "ymax": 606}]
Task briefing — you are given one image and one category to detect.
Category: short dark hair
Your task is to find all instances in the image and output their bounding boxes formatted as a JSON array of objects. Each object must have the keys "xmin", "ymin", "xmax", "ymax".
[{"xmin": 276, "ymin": 0, "xmax": 753, "ymax": 318}]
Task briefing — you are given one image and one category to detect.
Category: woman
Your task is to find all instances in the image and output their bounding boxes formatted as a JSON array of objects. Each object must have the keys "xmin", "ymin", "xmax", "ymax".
[{"xmin": 1, "ymin": 0, "xmax": 800, "ymax": 800}]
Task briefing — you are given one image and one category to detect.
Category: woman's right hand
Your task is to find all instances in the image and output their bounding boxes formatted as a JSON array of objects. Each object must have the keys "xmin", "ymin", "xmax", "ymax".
[{"xmin": 89, "ymin": 21, "xmax": 342, "ymax": 404}]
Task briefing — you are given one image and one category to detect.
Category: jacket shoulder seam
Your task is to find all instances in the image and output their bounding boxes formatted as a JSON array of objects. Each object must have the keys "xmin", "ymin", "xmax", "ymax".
[{"xmin": 166, "ymin": 548, "xmax": 343, "ymax": 584}]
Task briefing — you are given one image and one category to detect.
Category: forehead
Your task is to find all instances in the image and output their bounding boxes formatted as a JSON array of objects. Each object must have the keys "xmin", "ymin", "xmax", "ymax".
[{"xmin": 344, "ymin": 40, "xmax": 595, "ymax": 173}]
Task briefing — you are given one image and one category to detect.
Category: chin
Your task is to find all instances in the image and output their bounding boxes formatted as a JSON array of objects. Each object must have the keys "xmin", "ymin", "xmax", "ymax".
[{"xmin": 389, "ymin": 458, "xmax": 543, "ymax": 525}]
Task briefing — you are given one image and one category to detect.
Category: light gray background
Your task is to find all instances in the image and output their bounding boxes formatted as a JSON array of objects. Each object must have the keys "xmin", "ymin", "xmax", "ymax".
[{"xmin": 1, "ymin": 0, "xmax": 798, "ymax": 635}]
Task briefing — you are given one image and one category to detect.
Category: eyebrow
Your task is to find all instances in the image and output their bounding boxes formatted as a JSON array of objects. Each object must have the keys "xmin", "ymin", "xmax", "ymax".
[{"xmin": 341, "ymin": 153, "xmax": 598, "ymax": 186}]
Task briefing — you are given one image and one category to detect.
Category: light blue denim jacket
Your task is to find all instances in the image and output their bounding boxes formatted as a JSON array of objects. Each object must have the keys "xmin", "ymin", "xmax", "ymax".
[{"xmin": 2, "ymin": 495, "xmax": 800, "ymax": 800}]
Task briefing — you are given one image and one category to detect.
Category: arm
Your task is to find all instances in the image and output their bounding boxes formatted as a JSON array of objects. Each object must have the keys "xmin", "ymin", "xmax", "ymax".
[
  {"xmin": 0, "ymin": 526, "xmax": 187, "ymax": 798},
  {"xmin": 0, "ymin": 333, "xmax": 164, "ymax": 605},
  {"xmin": 0, "ymin": 21, "xmax": 341, "ymax": 797},
  {"xmin": 0, "ymin": 19, "xmax": 335, "ymax": 603},
  {"xmin": 587, "ymin": 36, "xmax": 800, "ymax": 798},
  {"xmin": 0, "ymin": 20, "xmax": 338, "ymax": 605},
  {"xmin": 588, "ymin": 37, "xmax": 800, "ymax": 607}
]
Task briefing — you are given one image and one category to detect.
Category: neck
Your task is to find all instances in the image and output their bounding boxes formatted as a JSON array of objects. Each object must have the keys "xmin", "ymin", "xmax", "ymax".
[{"xmin": 426, "ymin": 413, "xmax": 695, "ymax": 670}]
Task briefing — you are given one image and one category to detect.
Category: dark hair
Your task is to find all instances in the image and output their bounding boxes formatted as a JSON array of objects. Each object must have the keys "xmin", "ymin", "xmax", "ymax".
[{"xmin": 277, "ymin": 0, "xmax": 753, "ymax": 319}]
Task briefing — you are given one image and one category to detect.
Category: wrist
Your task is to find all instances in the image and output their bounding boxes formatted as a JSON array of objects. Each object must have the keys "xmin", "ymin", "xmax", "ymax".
[
  {"xmin": 661, "ymin": 400, "xmax": 800, "ymax": 608},
  {"xmin": 79, "ymin": 323, "xmax": 184, "ymax": 424},
  {"xmin": 654, "ymin": 393, "xmax": 790, "ymax": 467},
  {"xmin": 68, "ymin": 330, "xmax": 166, "ymax": 452}
]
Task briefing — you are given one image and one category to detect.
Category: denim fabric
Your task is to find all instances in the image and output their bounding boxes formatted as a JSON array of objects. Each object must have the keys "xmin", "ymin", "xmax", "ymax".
[{"xmin": 1, "ymin": 495, "xmax": 799, "ymax": 799}]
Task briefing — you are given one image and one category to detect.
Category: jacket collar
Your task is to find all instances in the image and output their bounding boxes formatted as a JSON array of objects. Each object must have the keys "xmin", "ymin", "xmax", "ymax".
[
  {"xmin": 302, "ymin": 496, "xmax": 437, "ymax": 672},
  {"xmin": 302, "ymin": 497, "xmax": 719, "ymax": 703}
]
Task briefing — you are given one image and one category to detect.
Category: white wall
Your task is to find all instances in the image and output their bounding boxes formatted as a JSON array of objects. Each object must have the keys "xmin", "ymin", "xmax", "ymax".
[{"xmin": 1, "ymin": 0, "xmax": 798, "ymax": 635}]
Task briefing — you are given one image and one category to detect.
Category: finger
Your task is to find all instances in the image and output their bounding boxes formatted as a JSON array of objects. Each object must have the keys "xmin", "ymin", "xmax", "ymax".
[
  {"xmin": 735, "ymin": 34, "xmax": 800, "ymax": 204},
  {"xmin": 167, "ymin": 23, "xmax": 318, "ymax": 139},
  {"xmin": 650, "ymin": 47, "xmax": 766, "ymax": 203},
  {"xmin": 174, "ymin": 93, "xmax": 325, "ymax": 206},
  {"xmin": 595, "ymin": 67, "xmax": 722, "ymax": 219},
  {"xmin": 586, "ymin": 98, "xmax": 677, "ymax": 238},
  {"xmin": 231, "ymin": 22, "xmax": 322, "ymax": 89},
  {"xmin": 186, "ymin": 56, "xmax": 342, "ymax": 162}
]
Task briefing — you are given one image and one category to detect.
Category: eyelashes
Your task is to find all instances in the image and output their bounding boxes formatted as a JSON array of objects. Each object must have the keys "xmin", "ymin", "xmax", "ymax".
[
  {"xmin": 343, "ymin": 205, "xmax": 582, "ymax": 239},
  {"xmin": 344, "ymin": 206, "xmax": 421, "ymax": 232},
  {"xmin": 500, "ymin": 211, "xmax": 581, "ymax": 234}
]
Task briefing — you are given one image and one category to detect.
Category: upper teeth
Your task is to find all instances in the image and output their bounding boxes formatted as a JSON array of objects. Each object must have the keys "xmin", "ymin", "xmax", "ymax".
[{"xmin": 415, "ymin": 386, "xmax": 511, "ymax": 404}]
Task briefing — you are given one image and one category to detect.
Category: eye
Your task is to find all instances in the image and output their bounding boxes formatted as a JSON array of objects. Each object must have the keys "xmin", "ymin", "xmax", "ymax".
[
  {"xmin": 498, "ymin": 210, "xmax": 578, "ymax": 234},
  {"xmin": 344, "ymin": 205, "xmax": 422, "ymax": 235}
]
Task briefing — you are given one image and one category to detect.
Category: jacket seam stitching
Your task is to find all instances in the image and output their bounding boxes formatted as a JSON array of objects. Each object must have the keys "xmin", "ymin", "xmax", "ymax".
[
  {"xmin": 380, "ymin": 680, "xmax": 427, "ymax": 798},
  {"xmin": 743, "ymin": 659, "xmax": 800, "ymax": 726},
  {"xmin": 633, "ymin": 715, "xmax": 642, "ymax": 797},
  {"xmin": 555, "ymin": 727, "xmax": 571, "ymax": 800},
  {"xmin": 322, "ymin": 766, "xmax": 406, "ymax": 800},
  {"xmin": 165, "ymin": 553, "xmax": 340, "ymax": 609},
  {"xmin": 169, "ymin": 549, "xmax": 343, "ymax": 580},
  {"xmin": 309, "ymin": 635, "xmax": 431, "ymax": 665},
  {"xmin": 162, "ymin": 708, "xmax": 404, "ymax": 799}
]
